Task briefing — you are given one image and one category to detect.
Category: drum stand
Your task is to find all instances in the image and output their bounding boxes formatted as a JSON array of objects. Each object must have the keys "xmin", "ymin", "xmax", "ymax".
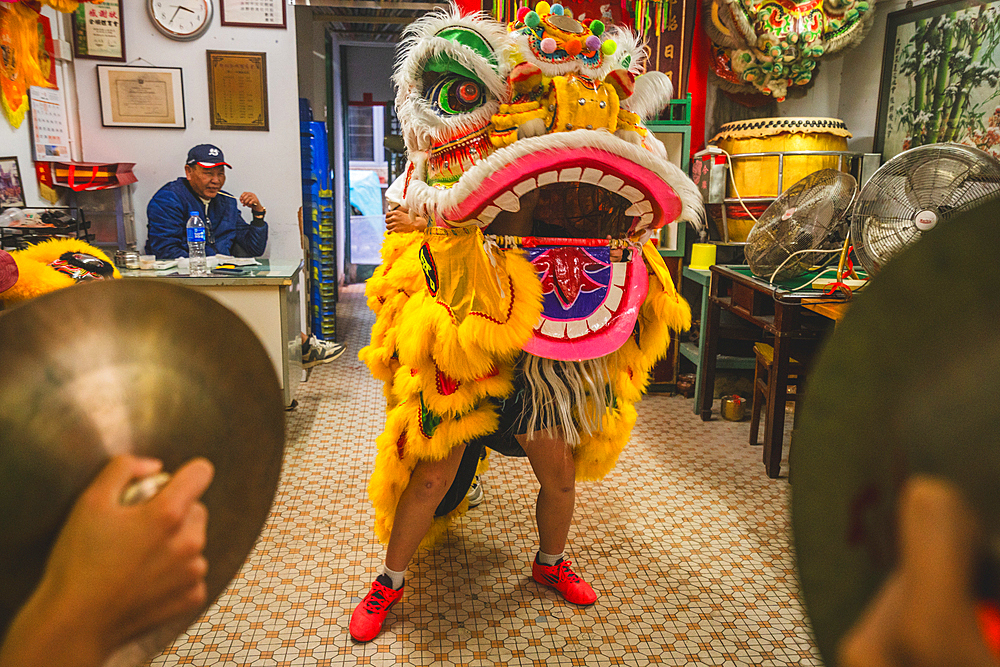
[{"xmin": 692, "ymin": 148, "xmax": 881, "ymax": 244}]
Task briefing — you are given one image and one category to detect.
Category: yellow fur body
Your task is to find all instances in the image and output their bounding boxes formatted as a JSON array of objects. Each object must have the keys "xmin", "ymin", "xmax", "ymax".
[{"xmin": 360, "ymin": 230, "xmax": 690, "ymax": 547}]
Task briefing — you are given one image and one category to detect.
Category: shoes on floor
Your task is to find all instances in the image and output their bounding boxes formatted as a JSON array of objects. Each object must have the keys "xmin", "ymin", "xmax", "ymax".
[
  {"xmin": 532, "ymin": 556, "xmax": 597, "ymax": 605},
  {"xmin": 350, "ymin": 574, "xmax": 404, "ymax": 642},
  {"xmin": 466, "ymin": 475, "xmax": 484, "ymax": 508},
  {"xmin": 302, "ymin": 334, "xmax": 345, "ymax": 368}
]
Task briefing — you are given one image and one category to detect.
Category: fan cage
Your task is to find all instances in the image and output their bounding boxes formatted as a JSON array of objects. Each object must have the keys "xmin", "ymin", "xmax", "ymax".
[
  {"xmin": 851, "ymin": 143, "xmax": 1000, "ymax": 275},
  {"xmin": 745, "ymin": 169, "xmax": 857, "ymax": 282}
]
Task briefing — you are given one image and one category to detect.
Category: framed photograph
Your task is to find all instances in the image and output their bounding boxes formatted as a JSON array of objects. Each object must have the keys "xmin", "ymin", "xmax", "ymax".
[
  {"xmin": 220, "ymin": 0, "xmax": 287, "ymax": 28},
  {"xmin": 207, "ymin": 51, "xmax": 269, "ymax": 131},
  {"xmin": 96, "ymin": 65, "xmax": 186, "ymax": 129},
  {"xmin": 72, "ymin": 0, "xmax": 126, "ymax": 62},
  {"xmin": 875, "ymin": 0, "xmax": 1000, "ymax": 161},
  {"xmin": 0, "ymin": 157, "xmax": 26, "ymax": 209}
]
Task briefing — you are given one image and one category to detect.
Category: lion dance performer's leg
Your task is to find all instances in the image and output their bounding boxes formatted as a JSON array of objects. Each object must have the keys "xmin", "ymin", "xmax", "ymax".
[
  {"xmin": 519, "ymin": 427, "xmax": 598, "ymax": 605},
  {"xmin": 351, "ymin": 2, "xmax": 703, "ymax": 642}
]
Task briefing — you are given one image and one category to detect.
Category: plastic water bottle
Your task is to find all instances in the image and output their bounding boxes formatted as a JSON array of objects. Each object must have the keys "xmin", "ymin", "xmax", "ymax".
[{"xmin": 186, "ymin": 210, "xmax": 209, "ymax": 276}]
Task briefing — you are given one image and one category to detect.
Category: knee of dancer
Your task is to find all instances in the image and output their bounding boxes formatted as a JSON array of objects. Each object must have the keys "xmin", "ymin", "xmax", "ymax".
[
  {"xmin": 410, "ymin": 472, "xmax": 454, "ymax": 502},
  {"xmin": 544, "ymin": 482, "xmax": 574, "ymax": 496}
]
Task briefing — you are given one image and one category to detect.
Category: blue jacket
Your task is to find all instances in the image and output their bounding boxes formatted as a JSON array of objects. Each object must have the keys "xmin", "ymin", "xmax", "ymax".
[{"xmin": 145, "ymin": 178, "xmax": 268, "ymax": 258}]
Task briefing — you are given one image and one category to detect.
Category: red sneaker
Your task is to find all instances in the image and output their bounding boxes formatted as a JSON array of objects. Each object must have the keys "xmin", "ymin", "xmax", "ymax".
[
  {"xmin": 350, "ymin": 574, "xmax": 404, "ymax": 641},
  {"xmin": 532, "ymin": 556, "xmax": 597, "ymax": 605}
]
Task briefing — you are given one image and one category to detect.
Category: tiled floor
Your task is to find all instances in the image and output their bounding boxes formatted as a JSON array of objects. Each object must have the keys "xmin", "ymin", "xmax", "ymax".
[{"xmin": 150, "ymin": 283, "xmax": 820, "ymax": 666}]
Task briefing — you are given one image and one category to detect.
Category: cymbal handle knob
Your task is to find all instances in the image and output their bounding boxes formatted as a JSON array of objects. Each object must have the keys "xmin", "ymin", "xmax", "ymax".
[{"xmin": 120, "ymin": 472, "xmax": 172, "ymax": 506}]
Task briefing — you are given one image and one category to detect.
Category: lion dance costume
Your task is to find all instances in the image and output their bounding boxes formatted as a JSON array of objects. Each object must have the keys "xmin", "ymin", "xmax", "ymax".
[{"xmin": 359, "ymin": 3, "xmax": 702, "ymax": 550}]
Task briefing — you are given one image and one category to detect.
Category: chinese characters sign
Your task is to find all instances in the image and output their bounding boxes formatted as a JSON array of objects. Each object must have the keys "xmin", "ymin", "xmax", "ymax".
[
  {"xmin": 646, "ymin": 0, "xmax": 698, "ymax": 99},
  {"xmin": 221, "ymin": 0, "xmax": 287, "ymax": 28},
  {"xmin": 73, "ymin": 0, "xmax": 125, "ymax": 62}
]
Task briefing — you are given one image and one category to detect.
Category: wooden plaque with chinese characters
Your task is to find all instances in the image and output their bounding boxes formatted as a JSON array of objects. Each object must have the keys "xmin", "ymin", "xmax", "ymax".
[
  {"xmin": 647, "ymin": 0, "xmax": 698, "ymax": 100},
  {"xmin": 206, "ymin": 51, "xmax": 269, "ymax": 131}
]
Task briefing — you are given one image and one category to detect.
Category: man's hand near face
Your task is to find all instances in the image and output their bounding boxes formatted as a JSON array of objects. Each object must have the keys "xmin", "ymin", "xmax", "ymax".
[{"xmin": 239, "ymin": 192, "xmax": 265, "ymax": 215}]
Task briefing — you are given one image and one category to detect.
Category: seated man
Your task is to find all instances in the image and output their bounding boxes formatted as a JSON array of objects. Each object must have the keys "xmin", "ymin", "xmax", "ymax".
[{"xmin": 145, "ymin": 144, "xmax": 267, "ymax": 259}]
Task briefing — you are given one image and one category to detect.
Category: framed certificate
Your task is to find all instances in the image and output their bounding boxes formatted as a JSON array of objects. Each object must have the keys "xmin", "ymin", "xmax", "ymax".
[
  {"xmin": 220, "ymin": 0, "xmax": 286, "ymax": 28},
  {"xmin": 207, "ymin": 51, "xmax": 269, "ymax": 131},
  {"xmin": 73, "ymin": 0, "xmax": 126, "ymax": 62},
  {"xmin": 96, "ymin": 65, "xmax": 186, "ymax": 129}
]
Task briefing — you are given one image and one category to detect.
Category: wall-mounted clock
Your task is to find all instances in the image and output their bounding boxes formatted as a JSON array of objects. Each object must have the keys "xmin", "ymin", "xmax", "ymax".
[{"xmin": 148, "ymin": 0, "xmax": 214, "ymax": 41}]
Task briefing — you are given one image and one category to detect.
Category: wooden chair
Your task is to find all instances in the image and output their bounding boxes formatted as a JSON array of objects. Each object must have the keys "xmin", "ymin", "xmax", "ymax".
[{"xmin": 749, "ymin": 342, "xmax": 804, "ymax": 448}]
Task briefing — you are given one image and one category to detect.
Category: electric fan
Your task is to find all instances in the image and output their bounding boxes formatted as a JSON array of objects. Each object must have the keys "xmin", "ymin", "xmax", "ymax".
[
  {"xmin": 851, "ymin": 143, "xmax": 1000, "ymax": 275},
  {"xmin": 744, "ymin": 169, "xmax": 858, "ymax": 282}
]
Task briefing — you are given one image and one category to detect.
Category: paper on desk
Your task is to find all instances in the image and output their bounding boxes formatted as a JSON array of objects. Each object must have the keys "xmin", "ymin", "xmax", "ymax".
[
  {"xmin": 212, "ymin": 255, "xmax": 260, "ymax": 267},
  {"xmin": 150, "ymin": 256, "xmax": 259, "ymax": 271}
]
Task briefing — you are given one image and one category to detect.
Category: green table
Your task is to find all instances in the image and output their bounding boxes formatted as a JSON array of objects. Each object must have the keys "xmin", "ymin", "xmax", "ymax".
[{"xmin": 678, "ymin": 267, "xmax": 755, "ymax": 415}]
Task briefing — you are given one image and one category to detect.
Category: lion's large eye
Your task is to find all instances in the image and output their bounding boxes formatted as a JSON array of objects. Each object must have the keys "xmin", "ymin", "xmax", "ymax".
[{"xmin": 426, "ymin": 74, "xmax": 485, "ymax": 115}]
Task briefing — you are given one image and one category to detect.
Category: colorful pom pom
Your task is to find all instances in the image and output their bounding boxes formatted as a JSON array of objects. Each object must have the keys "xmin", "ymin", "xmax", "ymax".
[
  {"xmin": 540, "ymin": 37, "xmax": 558, "ymax": 53},
  {"xmin": 565, "ymin": 38, "xmax": 582, "ymax": 55},
  {"xmin": 535, "ymin": 1, "xmax": 551, "ymax": 16},
  {"xmin": 590, "ymin": 19, "xmax": 605, "ymax": 35},
  {"xmin": 601, "ymin": 39, "xmax": 617, "ymax": 55},
  {"xmin": 517, "ymin": 6, "xmax": 532, "ymax": 22},
  {"xmin": 585, "ymin": 35, "xmax": 601, "ymax": 52},
  {"xmin": 525, "ymin": 10, "xmax": 540, "ymax": 27},
  {"xmin": 551, "ymin": 3, "xmax": 564, "ymax": 14}
]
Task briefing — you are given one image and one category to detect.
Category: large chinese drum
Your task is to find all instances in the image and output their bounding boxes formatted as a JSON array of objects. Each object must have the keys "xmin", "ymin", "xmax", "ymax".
[
  {"xmin": 714, "ymin": 117, "xmax": 852, "ymax": 196},
  {"xmin": 710, "ymin": 117, "xmax": 852, "ymax": 242}
]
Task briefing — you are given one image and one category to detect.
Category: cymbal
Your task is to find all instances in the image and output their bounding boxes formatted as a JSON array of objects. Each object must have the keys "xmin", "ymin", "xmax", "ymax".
[
  {"xmin": 0, "ymin": 279, "xmax": 285, "ymax": 665},
  {"xmin": 791, "ymin": 198, "xmax": 1000, "ymax": 664}
]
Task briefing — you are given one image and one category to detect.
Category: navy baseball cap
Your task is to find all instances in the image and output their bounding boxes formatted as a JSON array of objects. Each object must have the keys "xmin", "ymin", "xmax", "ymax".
[{"xmin": 186, "ymin": 144, "xmax": 232, "ymax": 169}]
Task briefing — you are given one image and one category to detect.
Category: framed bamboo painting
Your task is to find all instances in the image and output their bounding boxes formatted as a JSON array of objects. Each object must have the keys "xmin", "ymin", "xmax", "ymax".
[{"xmin": 875, "ymin": 0, "xmax": 1000, "ymax": 160}]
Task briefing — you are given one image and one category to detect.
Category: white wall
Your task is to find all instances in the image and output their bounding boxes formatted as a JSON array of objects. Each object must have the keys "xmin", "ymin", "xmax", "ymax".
[
  {"xmin": 295, "ymin": 12, "xmax": 346, "ymax": 283},
  {"xmin": 296, "ymin": 7, "xmax": 327, "ymax": 122},
  {"xmin": 781, "ymin": 56, "xmax": 845, "ymax": 120},
  {"xmin": 836, "ymin": 0, "xmax": 917, "ymax": 151},
  {"xmin": 70, "ymin": 6, "xmax": 302, "ymax": 260}
]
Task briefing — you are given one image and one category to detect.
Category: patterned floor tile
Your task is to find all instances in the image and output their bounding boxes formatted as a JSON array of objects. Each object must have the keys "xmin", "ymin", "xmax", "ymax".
[{"xmin": 146, "ymin": 283, "xmax": 821, "ymax": 666}]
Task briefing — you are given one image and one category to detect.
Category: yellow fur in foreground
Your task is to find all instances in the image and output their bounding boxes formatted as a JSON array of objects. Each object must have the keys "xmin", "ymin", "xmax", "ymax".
[{"xmin": 1, "ymin": 238, "xmax": 120, "ymax": 304}]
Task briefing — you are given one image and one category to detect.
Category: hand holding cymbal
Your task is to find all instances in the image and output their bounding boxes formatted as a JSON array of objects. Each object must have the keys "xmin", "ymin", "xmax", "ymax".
[
  {"xmin": 0, "ymin": 279, "xmax": 285, "ymax": 667},
  {"xmin": 792, "ymin": 198, "xmax": 1000, "ymax": 666},
  {"xmin": 1, "ymin": 456, "xmax": 214, "ymax": 667}
]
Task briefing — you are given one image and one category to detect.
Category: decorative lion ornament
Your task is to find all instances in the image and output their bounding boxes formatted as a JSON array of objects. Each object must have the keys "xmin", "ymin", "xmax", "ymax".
[{"xmin": 360, "ymin": 2, "xmax": 703, "ymax": 546}]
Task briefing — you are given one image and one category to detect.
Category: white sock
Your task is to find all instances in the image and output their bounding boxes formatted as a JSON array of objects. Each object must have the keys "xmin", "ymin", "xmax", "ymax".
[
  {"xmin": 382, "ymin": 565, "xmax": 406, "ymax": 590},
  {"xmin": 537, "ymin": 550, "xmax": 564, "ymax": 566}
]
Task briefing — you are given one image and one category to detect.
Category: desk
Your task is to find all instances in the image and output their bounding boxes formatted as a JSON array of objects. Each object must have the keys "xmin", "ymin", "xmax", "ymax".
[
  {"xmin": 802, "ymin": 300, "xmax": 850, "ymax": 323},
  {"xmin": 698, "ymin": 265, "xmax": 838, "ymax": 478},
  {"xmin": 122, "ymin": 260, "xmax": 303, "ymax": 408}
]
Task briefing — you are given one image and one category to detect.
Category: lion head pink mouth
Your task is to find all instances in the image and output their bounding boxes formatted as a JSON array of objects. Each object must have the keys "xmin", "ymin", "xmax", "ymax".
[{"xmin": 439, "ymin": 145, "xmax": 683, "ymax": 235}]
